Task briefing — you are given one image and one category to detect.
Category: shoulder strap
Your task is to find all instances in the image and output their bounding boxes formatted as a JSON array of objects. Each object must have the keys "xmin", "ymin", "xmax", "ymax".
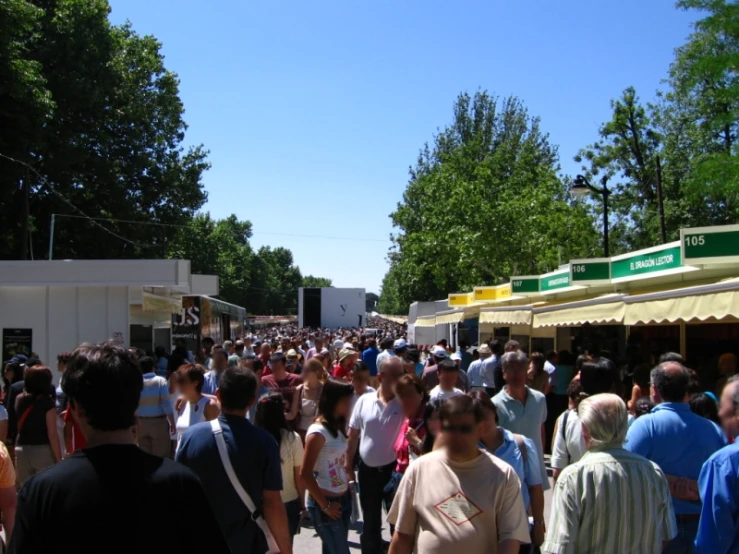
[
  {"xmin": 17, "ymin": 397, "xmax": 39, "ymax": 433},
  {"xmin": 561, "ymin": 409, "xmax": 571, "ymax": 464},
  {"xmin": 512, "ymin": 433, "xmax": 528, "ymax": 464},
  {"xmin": 210, "ymin": 419, "xmax": 280, "ymax": 554}
]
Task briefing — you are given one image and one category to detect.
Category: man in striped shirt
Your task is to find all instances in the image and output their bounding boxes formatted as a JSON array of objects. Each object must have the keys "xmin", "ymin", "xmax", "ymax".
[
  {"xmin": 543, "ymin": 393, "xmax": 677, "ymax": 554},
  {"xmin": 137, "ymin": 356, "xmax": 174, "ymax": 458}
]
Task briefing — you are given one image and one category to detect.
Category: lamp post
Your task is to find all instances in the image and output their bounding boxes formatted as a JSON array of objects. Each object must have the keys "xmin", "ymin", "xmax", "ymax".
[{"xmin": 571, "ymin": 175, "xmax": 611, "ymax": 257}]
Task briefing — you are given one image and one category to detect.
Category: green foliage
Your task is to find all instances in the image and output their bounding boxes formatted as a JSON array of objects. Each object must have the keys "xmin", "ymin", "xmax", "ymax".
[
  {"xmin": 0, "ymin": 0, "xmax": 208, "ymax": 260},
  {"xmin": 379, "ymin": 92, "xmax": 598, "ymax": 313},
  {"xmin": 365, "ymin": 292, "xmax": 379, "ymax": 312},
  {"xmin": 167, "ymin": 214, "xmax": 332, "ymax": 315},
  {"xmin": 302, "ymin": 276, "xmax": 333, "ymax": 288}
]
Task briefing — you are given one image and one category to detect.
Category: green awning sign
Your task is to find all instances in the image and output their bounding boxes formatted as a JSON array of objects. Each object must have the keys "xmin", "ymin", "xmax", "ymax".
[
  {"xmin": 682, "ymin": 225, "xmax": 739, "ymax": 265},
  {"xmin": 611, "ymin": 243, "xmax": 683, "ymax": 281},
  {"xmin": 570, "ymin": 259, "xmax": 611, "ymax": 284}
]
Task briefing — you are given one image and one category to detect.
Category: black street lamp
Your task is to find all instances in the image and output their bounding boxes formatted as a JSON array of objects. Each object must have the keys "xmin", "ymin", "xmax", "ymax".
[{"xmin": 571, "ymin": 175, "xmax": 611, "ymax": 257}]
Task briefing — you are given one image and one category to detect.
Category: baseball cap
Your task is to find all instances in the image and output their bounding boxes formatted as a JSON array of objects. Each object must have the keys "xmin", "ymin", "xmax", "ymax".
[
  {"xmin": 431, "ymin": 346, "xmax": 448, "ymax": 358},
  {"xmin": 478, "ymin": 344, "xmax": 492, "ymax": 355},
  {"xmin": 451, "ymin": 352, "xmax": 462, "ymax": 362},
  {"xmin": 393, "ymin": 339, "xmax": 409, "ymax": 351},
  {"xmin": 333, "ymin": 339, "xmax": 344, "ymax": 350},
  {"xmin": 9, "ymin": 354, "xmax": 28, "ymax": 364}
]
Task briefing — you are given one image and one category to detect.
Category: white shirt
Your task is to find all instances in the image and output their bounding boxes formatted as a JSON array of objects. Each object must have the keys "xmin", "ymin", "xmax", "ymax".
[
  {"xmin": 544, "ymin": 361, "xmax": 557, "ymax": 386},
  {"xmin": 306, "ymin": 423, "xmax": 348, "ymax": 494},
  {"xmin": 551, "ymin": 408, "xmax": 586, "ymax": 470},
  {"xmin": 376, "ymin": 349, "xmax": 395, "ymax": 370},
  {"xmin": 429, "ymin": 386, "xmax": 464, "ymax": 407},
  {"xmin": 278, "ymin": 429, "xmax": 304, "ymax": 503},
  {"xmin": 349, "ymin": 390, "xmax": 404, "ymax": 467}
]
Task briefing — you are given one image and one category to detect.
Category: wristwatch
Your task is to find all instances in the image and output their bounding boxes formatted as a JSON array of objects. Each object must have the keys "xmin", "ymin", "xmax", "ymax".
[{"xmin": 533, "ymin": 519, "xmax": 545, "ymax": 525}]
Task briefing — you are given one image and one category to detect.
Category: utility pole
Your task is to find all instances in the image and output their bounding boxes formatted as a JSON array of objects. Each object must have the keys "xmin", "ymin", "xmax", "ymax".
[
  {"xmin": 19, "ymin": 177, "xmax": 30, "ymax": 260},
  {"xmin": 655, "ymin": 155, "xmax": 667, "ymax": 244}
]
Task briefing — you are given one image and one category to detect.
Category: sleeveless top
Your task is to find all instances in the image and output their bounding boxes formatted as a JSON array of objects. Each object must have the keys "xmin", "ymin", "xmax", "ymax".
[
  {"xmin": 175, "ymin": 396, "xmax": 209, "ymax": 447},
  {"xmin": 299, "ymin": 384, "xmax": 321, "ymax": 431}
]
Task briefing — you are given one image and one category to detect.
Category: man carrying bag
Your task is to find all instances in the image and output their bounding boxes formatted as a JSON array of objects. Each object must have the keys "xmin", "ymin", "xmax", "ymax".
[{"xmin": 177, "ymin": 367, "xmax": 293, "ymax": 554}]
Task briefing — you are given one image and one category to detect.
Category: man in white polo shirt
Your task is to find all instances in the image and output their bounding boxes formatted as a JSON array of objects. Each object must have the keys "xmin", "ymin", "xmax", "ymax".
[{"xmin": 347, "ymin": 356, "xmax": 405, "ymax": 554}]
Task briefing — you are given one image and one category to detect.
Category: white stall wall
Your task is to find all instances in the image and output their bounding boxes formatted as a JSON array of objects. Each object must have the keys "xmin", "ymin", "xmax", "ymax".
[
  {"xmin": 0, "ymin": 286, "xmax": 130, "ymax": 376},
  {"xmin": 320, "ymin": 288, "xmax": 366, "ymax": 329}
]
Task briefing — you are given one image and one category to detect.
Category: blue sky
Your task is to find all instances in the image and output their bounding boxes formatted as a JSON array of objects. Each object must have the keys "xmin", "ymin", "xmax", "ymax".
[{"xmin": 108, "ymin": 0, "xmax": 697, "ymax": 295}]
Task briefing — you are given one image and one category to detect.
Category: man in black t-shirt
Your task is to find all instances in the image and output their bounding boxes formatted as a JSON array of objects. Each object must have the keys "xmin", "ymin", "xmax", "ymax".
[{"xmin": 8, "ymin": 343, "xmax": 229, "ymax": 554}]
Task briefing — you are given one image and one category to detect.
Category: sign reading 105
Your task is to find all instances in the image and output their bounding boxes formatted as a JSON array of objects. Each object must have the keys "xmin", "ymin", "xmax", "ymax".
[{"xmin": 685, "ymin": 235, "xmax": 705, "ymax": 247}]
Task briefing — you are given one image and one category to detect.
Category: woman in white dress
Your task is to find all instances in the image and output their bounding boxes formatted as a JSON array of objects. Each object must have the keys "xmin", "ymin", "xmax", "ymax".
[
  {"xmin": 289, "ymin": 358, "xmax": 324, "ymax": 442},
  {"xmin": 174, "ymin": 364, "xmax": 219, "ymax": 450}
]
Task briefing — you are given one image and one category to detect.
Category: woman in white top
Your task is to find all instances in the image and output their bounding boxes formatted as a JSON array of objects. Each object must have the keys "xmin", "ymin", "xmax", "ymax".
[
  {"xmin": 255, "ymin": 393, "xmax": 306, "ymax": 544},
  {"xmin": 288, "ymin": 358, "xmax": 324, "ymax": 442},
  {"xmin": 174, "ymin": 365, "xmax": 219, "ymax": 450},
  {"xmin": 300, "ymin": 378, "xmax": 355, "ymax": 554}
]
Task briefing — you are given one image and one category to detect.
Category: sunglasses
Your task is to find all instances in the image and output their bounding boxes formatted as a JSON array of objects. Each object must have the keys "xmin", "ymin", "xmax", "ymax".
[{"xmin": 442, "ymin": 424, "xmax": 476, "ymax": 435}]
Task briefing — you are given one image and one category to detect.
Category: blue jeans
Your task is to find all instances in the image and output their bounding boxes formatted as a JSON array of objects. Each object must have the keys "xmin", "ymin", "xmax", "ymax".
[
  {"xmin": 308, "ymin": 493, "xmax": 351, "ymax": 554},
  {"xmin": 663, "ymin": 517, "xmax": 699, "ymax": 554},
  {"xmin": 284, "ymin": 499, "xmax": 301, "ymax": 543}
]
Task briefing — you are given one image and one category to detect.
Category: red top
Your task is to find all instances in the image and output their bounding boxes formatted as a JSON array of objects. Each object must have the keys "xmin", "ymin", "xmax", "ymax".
[
  {"xmin": 333, "ymin": 364, "xmax": 351, "ymax": 380},
  {"xmin": 63, "ymin": 409, "xmax": 88, "ymax": 452}
]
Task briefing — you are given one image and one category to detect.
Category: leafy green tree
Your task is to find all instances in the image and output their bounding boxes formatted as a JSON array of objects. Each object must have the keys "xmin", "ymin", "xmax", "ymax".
[
  {"xmin": 380, "ymin": 92, "xmax": 597, "ymax": 311},
  {"xmin": 0, "ymin": 0, "xmax": 209, "ymax": 261},
  {"xmin": 302, "ymin": 276, "xmax": 333, "ymax": 288}
]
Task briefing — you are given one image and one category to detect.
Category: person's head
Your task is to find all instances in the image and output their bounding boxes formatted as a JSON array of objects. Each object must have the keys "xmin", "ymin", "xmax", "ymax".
[
  {"xmin": 235, "ymin": 340, "xmax": 245, "ymax": 355},
  {"xmin": 501, "ymin": 350, "xmax": 529, "ymax": 388},
  {"xmin": 719, "ymin": 375, "xmax": 739, "ymax": 438},
  {"xmin": 578, "ymin": 393, "xmax": 628, "ymax": 450},
  {"xmin": 529, "ymin": 352, "xmax": 545, "ymax": 375},
  {"xmin": 223, "ymin": 340, "xmax": 234, "ymax": 354},
  {"xmin": 351, "ymin": 360, "xmax": 370, "ymax": 392},
  {"xmin": 504, "ymin": 339, "xmax": 520, "ymax": 353},
  {"xmin": 175, "ymin": 364, "xmax": 206, "ymax": 400},
  {"xmin": 719, "ymin": 353, "xmax": 739, "ymax": 377},
  {"xmin": 57, "ymin": 351, "xmax": 73, "ymax": 373},
  {"xmin": 62, "ymin": 343, "xmax": 143, "ymax": 432},
  {"xmin": 211, "ymin": 348, "xmax": 229, "ymax": 371},
  {"xmin": 634, "ymin": 396, "xmax": 655, "ymax": 418},
  {"xmin": 2, "ymin": 362, "xmax": 21, "ymax": 387},
  {"xmin": 439, "ymin": 395, "xmax": 484, "ymax": 457},
  {"xmin": 567, "ymin": 378, "xmax": 584, "ymax": 409},
  {"xmin": 255, "ymin": 393, "xmax": 289, "ymax": 447},
  {"xmin": 338, "ymin": 349, "xmax": 357, "ymax": 368},
  {"xmin": 252, "ymin": 359, "xmax": 264, "ymax": 380},
  {"xmin": 366, "ymin": 338, "xmax": 376, "ymax": 350},
  {"xmin": 302, "ymin": 358, "xmax": 323, "ymax": 386},
  {"xmin": 393, "ymin": 339, "xmax": 409, "ymax": 358},
  {"xmin": 260, "ymin": 342, "xmax": 272, "ymax": 357},
  {"xmin": 659, "ymin": 352, "xmax": 684, "ymax": 364},
  {"xmin": 490, "ymin": 340, "xmax": 504, "ymax": 356},
  {"xmin": 546, "ymin": 350, "xmax": 558, "ymax": 364},
  {"xmin": 395, "ymin": 373, "xmax": 429, "ymax": 417},
  {"xmin": 24, "ymin": 365, "xmax": 53, "ymax": 395},
  {"xmin": 270, "ymin": 352, "xmax": 287, "ymax": 375},
  {"xmin": 650, "ymin": 362, "xmax": 690, "ymax": 404},
  {"xmin": 378, "ymin": 355, "xmax": 404, "ymax": 392},
  {"xmin": 201, "ymin": 337, "xmax": 214, "ymax": 353},
  {"xmin": 580, "ymin": 357, "xmax": 619, "ymax": 396},
  {"xmin": 468, "ymin": 390, "xmax": 499, "ymax": 436},
  {"xmin": 633, "ymin": 363, "xmax": 651, "ymax": 390},
  {"xmin": 477, "ymin": 344, "xmax": 492, "ymax": 359},
  {"xmin": 575, "ymin": 354, "xmax": 590, "ymax": 372},
  {"xmin": 137, "ymin": 356, "xmax": 156, "ymax": 375},
  {"xmin": 314, "ymin": 336, "xmax": 324, "ymax": 349},
  {"xmin": 244, "ymin": 337, "xmax": 252, "ymax": 348},
  {"xmin": 437, "ymin": 358, "xmax": 460, "ymax": 390},
  {"xmin": 317, "ymin": 378, "xmax": 355, "ymax": 438},
  {"xmin": 431, "ymin": 345, "xmax": 448, "ymax": 363},
  {"xmin": 216, "ymin": 366, "xmax": 257, "ymax": 414},
  {"xmin": 689, "ymin": 392, "xmax": 720, "ymax": 424}
]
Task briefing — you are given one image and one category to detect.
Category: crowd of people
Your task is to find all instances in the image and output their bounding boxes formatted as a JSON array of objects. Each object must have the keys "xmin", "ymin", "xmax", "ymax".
[{"xmin": 0, "ymin": 326, "xmax": 737, "ymax": 554}]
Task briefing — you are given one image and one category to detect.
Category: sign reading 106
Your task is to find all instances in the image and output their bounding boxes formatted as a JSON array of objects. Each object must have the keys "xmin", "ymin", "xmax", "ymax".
[{"xmin": 572, "ymin": 265, "xmax": 587, "ymax": 273}]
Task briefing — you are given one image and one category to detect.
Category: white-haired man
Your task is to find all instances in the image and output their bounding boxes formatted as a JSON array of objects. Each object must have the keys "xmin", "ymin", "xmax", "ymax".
[{"xmin": 543, "ymin": 393, "xmax": 677, "ymax": 554}]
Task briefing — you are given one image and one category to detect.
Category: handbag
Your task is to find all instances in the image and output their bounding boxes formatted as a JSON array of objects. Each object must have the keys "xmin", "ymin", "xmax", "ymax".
[{"xmin": 210, "ymin": 419, "xmax": 280, "ymax": 554}]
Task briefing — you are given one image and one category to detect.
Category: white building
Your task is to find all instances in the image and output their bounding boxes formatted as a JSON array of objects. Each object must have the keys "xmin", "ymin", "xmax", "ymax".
[
  {"xmin": 298, "ymin": 287, "xmax": 366, "ymax": 329},
  {"xmin": 0, "ymin": 259, "xmax": 219, "ymax": 367}
]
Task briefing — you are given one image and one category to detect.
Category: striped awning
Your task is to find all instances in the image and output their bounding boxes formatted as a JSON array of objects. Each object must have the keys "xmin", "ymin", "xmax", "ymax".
[
  {"xmin": 533, "ymin": 295, "xmax": 626, "ymax": 328},
  {"xmin": 436, "ymin": 310, "xmax": 465, "ymax": 325},
  {"xmin": 479, "ymin": 309, "xmax": 532, "ymax": 326},
  {"xmin": 413, "ymin": 315, "xmax": 436, "ymax": 328}
]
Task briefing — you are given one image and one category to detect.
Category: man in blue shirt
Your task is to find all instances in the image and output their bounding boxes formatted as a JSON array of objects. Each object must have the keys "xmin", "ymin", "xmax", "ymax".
[
  {"xmin": 202, "ymin": 348, "xmax": 228, "ymax": 395},
  {"xmin": 176, "ymin": 366, "xmax": 293, "ymax": 554},
  {"xmin": 362, "ymin": 338, "xmax": 380, "ymax": 377},
  {"xmin": 626, "ymin": 362, "xmax": 727, "ymax": 554},
  {"xmin": 695, "ymin": 374, "xmax": 739, "ymax": 554}
]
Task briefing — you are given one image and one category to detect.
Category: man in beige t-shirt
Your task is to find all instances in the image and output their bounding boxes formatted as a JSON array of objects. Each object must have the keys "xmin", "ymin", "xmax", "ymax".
[{"xmin": 388, "ymin": 395, "xmax": 530, "ymax": 554}]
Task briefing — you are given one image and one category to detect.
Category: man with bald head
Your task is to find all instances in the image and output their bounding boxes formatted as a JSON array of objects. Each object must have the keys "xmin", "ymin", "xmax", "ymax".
[
  {"xmin": 695, "ymin": 374, "xmax": 739, "ymax": 553},
  {"xmin": 626, "ymin": 362, "xmax": 727, "ymax": 554},
  {"xmin": 544, "ymin": 393, "xmax": 676, "ymax": 554}
]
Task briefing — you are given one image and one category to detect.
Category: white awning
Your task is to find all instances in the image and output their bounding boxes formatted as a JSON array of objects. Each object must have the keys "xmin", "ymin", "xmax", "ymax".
[
  {"xmin": 624, "ymin": 279, "xmax": 739, "ymax": 324},
  {"xmin": 413, "ymin": 315, "xmax": 436, "ymax": 328},
  {"xmin": 533, "ymin": 295, "xmax": 626, "ymax": 328},
  {"xmin": 479, "ymin": 308, "xmax": 532, "ymax": 326},
  {"xmin": 436, "ymin": 310, "xmax": 465, "ymax": 325}
]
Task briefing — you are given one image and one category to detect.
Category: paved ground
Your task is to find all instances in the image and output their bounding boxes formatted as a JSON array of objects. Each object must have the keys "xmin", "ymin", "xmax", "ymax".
[{"xmin": 294, "ymin": 478, "xmax": 554, "ymax": 552}]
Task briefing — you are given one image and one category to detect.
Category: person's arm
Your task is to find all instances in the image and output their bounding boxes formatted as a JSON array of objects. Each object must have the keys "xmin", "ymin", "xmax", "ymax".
[
  {"xmin": 388, "ymin": 532, "xmax": 414, "ymax": 554},
  {"xmin": 541, "ymin": 477, "xmax": 579, "ymax": 554},
  {"xmin": 45, "ymin": 408, "xmax": 62, "ymax": 463},
  {"xmin": 203, "ymin": 400, "xmax": 220, "ymax": 421},
  {"xmin": 344, "ymin": 427, "xmax": 360, "ymax": 482},
  {"xmin": 664, "ymin": 474, "xmax": 700, "ymax": 501},
  {"xmin": 263, "ymin": 489, "xmax": 292, "ymax": 554},
  {"xmin": 160, "ymin": 379, "xmax": 175, "ymax": 434},
  {"xmin": 0, "ymin": 420, "xmax": 8, "ymax": 444},
  {"xmin": 624, "ymin": 418, "xmax": 651, "ymax": 457},
  {"xmin": 694, "ymin": 459, "xmax": 731, "ymax": 554},
  {"xmin": 292, "ymin": 433, "xmax": 306, "ymax": 514},
  {"xmin": 498, "ymin": 540, "xmax": 521, "ymax": 554},
  {"xmin": 627, "ymin": 384, "xmax": 640, "ymax": 412},
  {"xmin": 496, "ymin": 470, "xmax": 529, "ymax": 551},
  {"xmin": 300, "ymin": 432, "xmax": 341, "ymax": 519},
  {"xmin": 287, "ymin": 386, "xmax": 301, "ymax": 422},
  {"xmin": 529, "ymin": 484, "xmax": 545, "ymax": 546},
  {"xmin": 0, "ymin": 485, "xmax": 16, "ymax": 540}
]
